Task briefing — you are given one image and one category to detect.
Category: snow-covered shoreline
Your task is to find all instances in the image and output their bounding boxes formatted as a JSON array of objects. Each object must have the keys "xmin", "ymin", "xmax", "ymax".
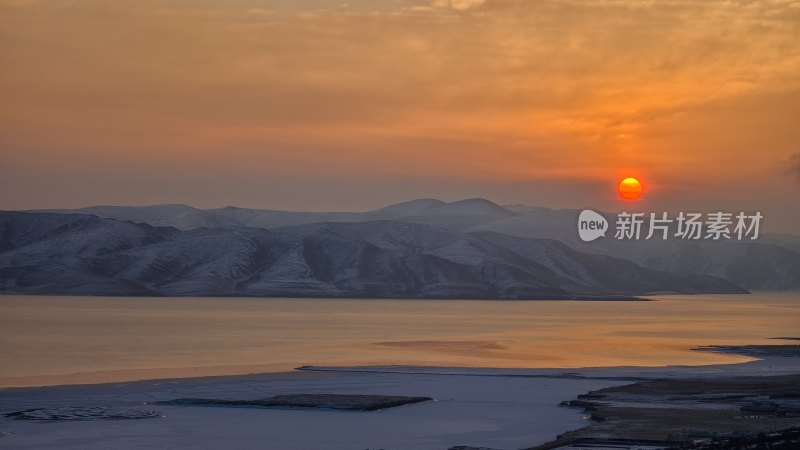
[{"xmin": 1, "ymin": 352, "xmax": 797, "ymax": 450}]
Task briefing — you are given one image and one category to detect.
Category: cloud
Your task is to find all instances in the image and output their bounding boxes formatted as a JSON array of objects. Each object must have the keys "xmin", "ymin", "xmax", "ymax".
[
  {"xmin": 245, "ymin": 8, "xmax": 274, "ymax": 17},
  {"xmin": 0, "ymin": 0, "xmax": 799, "ymax": 230},
  {"xmin": 786, "ymin": 153, "xmax": 800, "ymax": 183},
  {"xmin": 2, "ymin": 1, "xmax": 798, "ymax": 150},
  {"xmin": 431, "ymin": 0, "xmax": 485, "ymax": 10}
]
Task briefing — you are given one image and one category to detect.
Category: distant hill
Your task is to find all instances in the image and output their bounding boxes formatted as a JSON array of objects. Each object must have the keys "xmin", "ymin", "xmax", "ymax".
[
  {"xmin": 0, "ymin": 211, "xmax": 746, "ymax": 298},
  {"xmin": 37, "ymin": 198, "xmax": 518, "ymax": 230},
  {"xmin": 28, "ymin": 198, "xmax": 800, "ymax": 291}
]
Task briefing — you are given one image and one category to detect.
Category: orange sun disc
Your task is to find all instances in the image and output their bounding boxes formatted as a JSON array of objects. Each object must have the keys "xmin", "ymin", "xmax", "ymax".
[{"xmin": 618, "ymin": 177, "xmax": 642, "ymax": 200}]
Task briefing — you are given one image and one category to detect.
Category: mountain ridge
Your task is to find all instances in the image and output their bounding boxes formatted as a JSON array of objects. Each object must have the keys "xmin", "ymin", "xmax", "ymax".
[
  {"xmin": 22, "ymin": 199, "xmax": 800, "ymax": 291},
  {"xmin": 0, "ymin": 211, "xmax": 747, "ymax": 298}
]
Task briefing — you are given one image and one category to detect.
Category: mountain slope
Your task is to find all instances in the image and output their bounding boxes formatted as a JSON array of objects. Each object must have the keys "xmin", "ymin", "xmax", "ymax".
[
  {"xmin": 37, "ymin": 204, "xmax": 241, "ymax": 230},
  {"xmin": 0, "ymin": 212, "xmax": 746, "ymax": 298},
  {"xmin": 24, "ymin": 199, "xmax": 800, "ymax": 290}
]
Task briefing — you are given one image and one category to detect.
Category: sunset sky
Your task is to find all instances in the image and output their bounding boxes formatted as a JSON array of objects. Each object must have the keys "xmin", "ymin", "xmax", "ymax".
[{"xmin": 1, "ymin": 0, "xmax": 799, "ymax": 232}]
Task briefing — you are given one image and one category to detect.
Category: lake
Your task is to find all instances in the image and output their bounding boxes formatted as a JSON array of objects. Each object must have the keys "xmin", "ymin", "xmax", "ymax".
[{"xmin": 0, "ymin": 293, "xmax": 797, "ymax": 387}]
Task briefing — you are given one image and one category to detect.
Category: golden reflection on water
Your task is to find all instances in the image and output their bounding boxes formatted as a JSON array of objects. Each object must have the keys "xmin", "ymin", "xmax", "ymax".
[{"xmin": 0, "ymin": 293, "xmax": 797, "ymax": 387}]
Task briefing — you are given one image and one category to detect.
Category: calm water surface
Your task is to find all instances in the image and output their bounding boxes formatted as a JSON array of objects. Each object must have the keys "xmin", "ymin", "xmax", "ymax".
[{"xmin": 0, "ymin": 293, "xmax": 797, "ymax": 387}]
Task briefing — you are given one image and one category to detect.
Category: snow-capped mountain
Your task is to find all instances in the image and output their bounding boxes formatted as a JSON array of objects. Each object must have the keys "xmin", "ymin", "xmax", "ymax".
[
  {"xmin": 27, "ymin": 198, "xmax": 800, "ymax": 290},
  {"xmin": 0, "ymin": 211, "xmax": 746, "ymax": 298}
]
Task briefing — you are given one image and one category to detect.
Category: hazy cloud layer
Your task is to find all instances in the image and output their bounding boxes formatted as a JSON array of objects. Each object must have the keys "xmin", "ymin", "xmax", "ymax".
[
  {"xmin": 787, "ymin": 153, "xmax": 800, "ymax": 183},
  {"xmin": 1, "ymin": 0, "xmax": 798, "ymax": 230}
]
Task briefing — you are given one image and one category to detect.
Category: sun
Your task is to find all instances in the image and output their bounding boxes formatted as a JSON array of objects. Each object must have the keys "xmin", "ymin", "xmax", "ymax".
[{"xmin": 618, "ymin": 177, "xmax": 643, "ymax": 200}]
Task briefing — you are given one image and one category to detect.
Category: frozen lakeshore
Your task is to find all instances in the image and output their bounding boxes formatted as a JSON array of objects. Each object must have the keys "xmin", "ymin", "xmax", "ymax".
[
  {"xmin": 1, "ymin": 350, "xmax": 798, "ymax": 450},
  {"xmin": 0, "ymin": 369, "xmax": 623, "ymax": 450}
]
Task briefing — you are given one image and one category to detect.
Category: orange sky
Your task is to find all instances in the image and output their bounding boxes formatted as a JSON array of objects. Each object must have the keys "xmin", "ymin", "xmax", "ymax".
[{"xmin": 1, "ymin": 0, "xmax": 799, "ymax": 231}]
